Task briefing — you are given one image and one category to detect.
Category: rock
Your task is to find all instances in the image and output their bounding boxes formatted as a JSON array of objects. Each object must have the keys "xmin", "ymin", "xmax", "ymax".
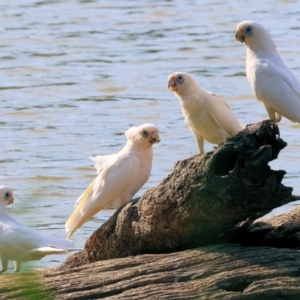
[
  {"xmin": 2, "ymin": 244, "xmax": 300, "ymax": 299},
  {"xmin": 60, "ymin": 120, "xmax": 295, "ymax": 269}
]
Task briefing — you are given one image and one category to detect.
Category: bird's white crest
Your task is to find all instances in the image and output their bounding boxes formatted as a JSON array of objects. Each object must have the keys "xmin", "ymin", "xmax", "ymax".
[
  {"xmin": 65, "ymin": 123, "xmax": 160, "ymax": 238},
  {"xmin": 168, "ymin": 72, "xmax": 243, "ymax": 154},
  {"xmin": 0, "ymin": 186, "xmax": 74, "ymax": 273},
  {"xmin": 235, "ymin": 20, "xmax": 300, "ymax": 123}
]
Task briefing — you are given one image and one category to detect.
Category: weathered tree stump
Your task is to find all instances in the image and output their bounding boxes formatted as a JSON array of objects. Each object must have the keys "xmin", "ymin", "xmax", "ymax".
[{"xmin": 60, "ymin": 120, "xmax": 297, "ymax": 270}]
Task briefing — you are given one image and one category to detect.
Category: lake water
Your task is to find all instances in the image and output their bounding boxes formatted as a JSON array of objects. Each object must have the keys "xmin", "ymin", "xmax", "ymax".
[{"xmin": 1, "ymin": 0, "xmax": 300, "ymax": 272}]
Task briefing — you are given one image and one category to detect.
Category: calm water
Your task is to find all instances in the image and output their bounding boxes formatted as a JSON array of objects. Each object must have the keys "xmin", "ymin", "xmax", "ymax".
[{"xmin": 1, "ymin": 0, "xmax": 300, "ymax": 272}]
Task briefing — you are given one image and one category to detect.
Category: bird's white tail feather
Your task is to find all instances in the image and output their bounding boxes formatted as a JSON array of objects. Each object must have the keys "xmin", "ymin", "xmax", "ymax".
[
  {"xmin": 28, "ymin": 247, "xmax": 69, "ymax": 260},
  {"xmin": 66, "ymin": 180, "xmax": 96, "ymax": 238},
  {"xmin": 30, "ymin": 247, "xmax": 68, "ymax": 254}
]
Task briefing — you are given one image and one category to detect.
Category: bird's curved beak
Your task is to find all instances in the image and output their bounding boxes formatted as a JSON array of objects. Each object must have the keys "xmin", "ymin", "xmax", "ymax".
[
  {"xmin": 168, "ymin": 76, "xmax": 177, "ymax": 91},
  {"xmin": 235, "ymin": 28, "xmax": 245, "ymax": 43},
  {"xmin": 149, "ymin": 131, "xmax": 160, "ymax": 144},
  {"xmin": 7, "ymin": 197, "xmax": 14, "ymax": 205}
]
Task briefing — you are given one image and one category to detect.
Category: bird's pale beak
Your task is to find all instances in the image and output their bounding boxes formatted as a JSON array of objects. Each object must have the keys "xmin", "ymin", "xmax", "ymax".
[
  {"xmin": 7, "ymin": 197, "xmax": 14, "ymax": 205},
  {"xmin": 149, "ymin": 132, "xmax": 160, "ymax": 144},
  {"xmin": 235, "ymin": 29, "xmax": 245, "ymax": 43},
  {"xmin": 168, "ymin": 77, "xmax": 177, "ymax": 91}
]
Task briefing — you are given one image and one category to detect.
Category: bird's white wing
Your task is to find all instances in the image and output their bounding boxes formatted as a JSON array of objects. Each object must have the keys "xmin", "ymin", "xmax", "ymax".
[
  {"xmin": 65, "ymin": 152, "xmax": 142, "ymax": 238},
  {"xmin": 0, "ymin": 221, "xmax": 29, "ymax": 255},
  {"xmin": 253, "ymin": 58, "xmax": 300, "ymax": 122},
  {"xmin": 74, "ymin": 153, "xmax": 119, "ymax": 207},
  {"xmin": 0, "ymin": 217, "xmax": 73, "ymax": 261},
  {"xmin": 89, "ymin": 154, "xmax": 119, "ymax": 174},
  {"xmin": 206, "ymin": 93, "xmax": 243, "ymax": 135},
  {"xmin": 92, "ymin": 153, "xmax": 141, "ymax": 204},
  {"xmin": 72, "ymin": 153, "xmax": 119, "ymax": 207}
]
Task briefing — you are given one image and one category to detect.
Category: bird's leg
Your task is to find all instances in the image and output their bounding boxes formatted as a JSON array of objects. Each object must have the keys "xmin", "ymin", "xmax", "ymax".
[
  {"xmin": 265, "ymin": 106, "xmax": 281, "ymax": 122},
  {"xmin": 112, "ymin": 197, "xmax": 123, "ymax": 209},
  {"xmin": 0, "ymin": 255, "xmax": 8, "ymax": 274},
  {"xmin": 196, "ymin": 136, "xmax": 204, "ymax": 154},
  {"xmin": 275, "ymin": 112, "xmax": 282, "ymax": 123},
  {"xmin": 13, "ymin": 261, "xmax": 21, "ymax": 273},
  {"xmin": 217, "ymin": 131, "xmax": 227, "ymax": 143}
]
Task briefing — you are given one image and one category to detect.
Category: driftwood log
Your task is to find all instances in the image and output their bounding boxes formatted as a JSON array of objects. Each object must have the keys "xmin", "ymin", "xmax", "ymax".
[
  {"xmin": 60, "ymin": 120, "xmax": 297, "ymax": 269},
  {"xmin": 3, "ymin": 206, "xmax": 300, "ymax": 299},
  {"xmin": 2, "ymin": 243, "xmax": 300, "ymax": 299}
]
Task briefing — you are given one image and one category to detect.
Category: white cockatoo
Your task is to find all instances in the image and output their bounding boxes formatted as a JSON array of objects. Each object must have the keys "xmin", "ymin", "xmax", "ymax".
[
  {"xmin": 65, "ymin": 124, "xmax": 160, "ymax": 239},
  {"xmin": 235, "ymin": 20, "xmax": 300, "ymax": 123},
  {"xmin": 0, "ymin": 186, "xmax": 74, "ymax": 274},
  {"xmin": 168, "ymin": 72, "xmax": 243, "ymax": 154}
]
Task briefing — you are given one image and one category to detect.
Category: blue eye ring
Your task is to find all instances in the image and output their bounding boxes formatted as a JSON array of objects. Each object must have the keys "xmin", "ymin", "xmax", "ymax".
[
  {"xmin": 245, "ymin": 26, "xmax": 253, "ymax": 36},
  {"xmin": 177, "ymin": 74, "xmax": 184, "ymax": 84},
  {"xmin": 142, "ymin": 130, "xmax": 149, "ymax": 138}
]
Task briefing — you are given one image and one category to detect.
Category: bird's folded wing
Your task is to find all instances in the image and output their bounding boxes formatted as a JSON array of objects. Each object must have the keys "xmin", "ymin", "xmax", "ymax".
[
  {"xmin": 254, "ymin": 59, "xmax": 300, "ymax": 122},
  {"xmin": 66, "ymin": 153, "xmax": 142, "ymax": 237},
  {"xmin": 207, "ymin": 93, "xmax": 243, "ymax": 134},
  {"xmin": 1, "ymin": 219, "xmax": 74, "ymax": 252},
  {"xmin": 77, "ymin": 153, "xmax": 141, "ymax": 210}
]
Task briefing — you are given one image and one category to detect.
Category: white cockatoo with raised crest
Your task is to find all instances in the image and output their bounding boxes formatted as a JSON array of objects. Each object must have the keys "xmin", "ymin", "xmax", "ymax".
[
  {"xmin": 168, "ymin": 72, "xmax": 243, "ymax": 154},
  {"xmin": 235, "ymin": 20, "xmax": 300, "ymax": 123},
  {"xmin": 65, "ymin": 124, "xmax": 160, "ymax": 239}
]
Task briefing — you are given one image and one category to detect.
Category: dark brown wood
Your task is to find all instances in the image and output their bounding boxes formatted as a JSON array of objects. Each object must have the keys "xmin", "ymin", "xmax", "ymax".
[{"xmin": 234, "ymin": 203, "xmax": 300, "ymax": 248}]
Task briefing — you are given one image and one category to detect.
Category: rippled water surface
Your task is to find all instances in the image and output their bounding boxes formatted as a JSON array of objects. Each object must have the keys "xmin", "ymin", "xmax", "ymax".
[{"xmin": 1, "ymin": 0, "xmax": 300, "ymax": 271}]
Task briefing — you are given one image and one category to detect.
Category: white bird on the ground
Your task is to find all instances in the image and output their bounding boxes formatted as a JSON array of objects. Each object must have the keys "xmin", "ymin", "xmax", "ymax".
[
  {"xmin": 168, "ymin": 72, "xmax": 243, "ymax": 154},
  {"xmin": 65, "ymin": 124, "xmax": 160, "ymax": 239},
  {"xmin": 235, "ymin": 20, "xmax": 300, "ymax": 123},
  {"xmin": 0, "ymin": 186, "xmax": 74, "ymax": 274}
]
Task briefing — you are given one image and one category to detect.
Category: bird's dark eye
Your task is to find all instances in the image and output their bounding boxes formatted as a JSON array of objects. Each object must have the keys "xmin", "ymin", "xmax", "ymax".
[
  {"xmin": 4, "ymin": 192, "xmax": 10, "ymax": 199},
  {"xmin": 245, "ymin": 26, "xmax": 253, "ymax": 36},
  {"xmin": 177, "ymin": 74, "xmax": 184, "ymax": 84},
  {"xmin": 142, "ymin": 130, "xmax": 149, "ymax": 138}
]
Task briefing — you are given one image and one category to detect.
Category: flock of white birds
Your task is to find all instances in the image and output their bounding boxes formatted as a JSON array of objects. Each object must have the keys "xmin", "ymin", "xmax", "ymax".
[{"xmin": 1, "ymin": 20, "xmax": 300, "ymax": 274}]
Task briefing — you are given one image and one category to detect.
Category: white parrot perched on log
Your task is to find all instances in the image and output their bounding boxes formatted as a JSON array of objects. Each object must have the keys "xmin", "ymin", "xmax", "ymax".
[
  {"xmin": 168, "ymin": 72, "xmax": 243, "ymax": 154},
  {"xmin": 65, "ymin": 124, "xmax": 160, "ymax": 239},
  {"xmin": 0, "ymin": 186, "xmax": 74, "ymax": 273},
  {"xmin": 235, "ymin": 20, "xmax": 300, "ymax": 123}
]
